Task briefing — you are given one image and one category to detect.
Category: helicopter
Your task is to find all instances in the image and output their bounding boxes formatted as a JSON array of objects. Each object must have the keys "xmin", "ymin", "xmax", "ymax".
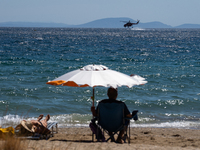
[{"xmin": 121, "ymin": 20, "xmax": 140, "ymax": 28}]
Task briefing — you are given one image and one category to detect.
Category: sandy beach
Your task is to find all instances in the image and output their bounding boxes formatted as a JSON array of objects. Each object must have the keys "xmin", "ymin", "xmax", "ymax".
[{"xmin": 13, "ymin": 127, "xmax": 200, "ymax": 150}]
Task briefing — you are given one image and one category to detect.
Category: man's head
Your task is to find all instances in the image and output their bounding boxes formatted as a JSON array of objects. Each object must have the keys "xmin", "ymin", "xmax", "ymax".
[{"xmin": 107, "ymin": 87, "xmax": 118, "ymax": 99}]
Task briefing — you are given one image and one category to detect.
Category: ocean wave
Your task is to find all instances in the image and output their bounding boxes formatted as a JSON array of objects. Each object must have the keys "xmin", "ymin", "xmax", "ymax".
[{"xmin": 1, "ymin": 113, "xmax": 200, "ymax": 129}]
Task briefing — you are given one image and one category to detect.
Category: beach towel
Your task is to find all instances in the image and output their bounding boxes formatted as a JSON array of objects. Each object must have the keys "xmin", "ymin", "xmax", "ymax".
[{"xmin": 0, "ymin": 127, "xmax": 15, "ymax": 138}]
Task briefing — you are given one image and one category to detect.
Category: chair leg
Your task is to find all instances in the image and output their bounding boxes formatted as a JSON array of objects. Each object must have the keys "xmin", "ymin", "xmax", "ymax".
[
  {"xmin": 52, "ymin": 126, "xmax": 54, "ymax": 137},
  {"xmin": 128, "ymin": 124, "xmax": 130, "ymax": 144},
  {"xmin": 92, "ymin": 132, "xmax": 94, "ymax": 142},
  {"xmin": 96, "ymin": 127, "xmax": 99, "ymax": 141},
  {"xmin": 56, "ymin": 123, "xmax": 58, "ymax": 133},
  {"xmin": 124, "ymin": 124, "xmax": 131, "ymax": 144},
  {"xmin": 109, "ymin": 132, "xmax": 115, "ymax": 142},
  {"xmin": 120, "ymin": 126, "xmax": 130, "ymax": 144},
  {"xmin": 106, "ymin": 132, "xmax": 115, "ymax": 142}
]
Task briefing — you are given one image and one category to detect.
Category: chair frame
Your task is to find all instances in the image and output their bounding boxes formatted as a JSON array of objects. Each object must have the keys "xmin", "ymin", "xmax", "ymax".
[{"xmin": 96, "ymin": 103, "xmax": 131, "ymax": 143}]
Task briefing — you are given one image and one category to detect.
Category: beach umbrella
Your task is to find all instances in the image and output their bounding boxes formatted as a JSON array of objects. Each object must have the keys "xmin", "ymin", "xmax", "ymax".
[{"xmin": 46, "ymin": 64, "xmax": 147, "ymax": 106}]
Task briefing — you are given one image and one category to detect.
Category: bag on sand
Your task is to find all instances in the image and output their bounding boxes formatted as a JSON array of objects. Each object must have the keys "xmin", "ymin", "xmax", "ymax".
[{"xmin": 89, "ymin": 119, "xmax": 105, "ymax": 142}]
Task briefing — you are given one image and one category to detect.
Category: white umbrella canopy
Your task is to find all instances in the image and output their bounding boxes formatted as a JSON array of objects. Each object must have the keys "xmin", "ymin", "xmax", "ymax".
[
  {"xmin": 46, "ymin": 64, "xmax": 147, "ymax": 106},
  {"xmin": 130, "ymin": 74, "xmax": 147, "ymax": 85}
]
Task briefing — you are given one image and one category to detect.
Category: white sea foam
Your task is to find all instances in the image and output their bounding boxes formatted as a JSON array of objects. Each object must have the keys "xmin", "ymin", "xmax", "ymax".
[
  {"xmin": 131, "ymin": 27, "xmax": 145, "ymax": 31},
  {"xmin": 1, "ymin": 114, "xmax": 200, "ymax": 129},
  {"xmin": 36, "ymin": 37, "xmax": 43, "ymax": 40},
  {"xmin": 132, "ymin": 121, "xmax": 200, "ymax": 129}
]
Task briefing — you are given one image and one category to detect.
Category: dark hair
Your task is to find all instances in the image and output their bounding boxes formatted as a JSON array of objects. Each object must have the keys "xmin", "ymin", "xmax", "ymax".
[{"xmin": 107, "ymin": 87, "xmax": 118, "ymax": 99}]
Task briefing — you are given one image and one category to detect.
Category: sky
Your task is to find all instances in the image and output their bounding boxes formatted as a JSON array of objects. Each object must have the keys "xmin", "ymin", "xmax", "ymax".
[{"xmin": 0, "ymin": 0, "xmax": 200, "ymax": 27}]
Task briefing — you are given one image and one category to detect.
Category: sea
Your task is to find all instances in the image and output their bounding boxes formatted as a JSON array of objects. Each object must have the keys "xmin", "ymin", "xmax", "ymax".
[{"xmin": 0, "ymin": 27, "xmax": 200, "ymax": 129}]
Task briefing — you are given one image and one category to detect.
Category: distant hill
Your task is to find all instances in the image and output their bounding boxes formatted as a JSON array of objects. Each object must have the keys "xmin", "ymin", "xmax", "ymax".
[
  {"xmin": 73, "ymin": 17, "xmax": 135, "ymax": 28},
  {"xmin": 0, "ymin": 22, "xmax": 69, "ymax": 28},
  {"xmin": 137, "ymin": 21, "xmax": 172, "ymax": 28},
  {"xmin": 175, "ymin": 24, "xmax": 200, "ymax": 28},
  {"xmin": 71, "ymin": 18, "xmax": 173, "ymax": 28},
  {"xmin": 0, "ymin": 18, "xmax": 200, "ymax": 28}
]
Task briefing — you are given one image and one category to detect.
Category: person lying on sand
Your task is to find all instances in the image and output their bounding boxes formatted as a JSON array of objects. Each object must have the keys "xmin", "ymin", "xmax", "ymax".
[{"xmin": 15, "ymin": 114, "xmax": 51, "ymax": 135}]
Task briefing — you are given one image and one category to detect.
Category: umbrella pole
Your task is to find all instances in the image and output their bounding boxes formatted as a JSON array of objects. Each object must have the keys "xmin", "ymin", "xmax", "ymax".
[
  {"xmin": 92, "ymin": 87, "xmax": 95, "ymax": 141},
  {"xmin": 92, "ymin": 87, "xmax": 95, "ymax": 107}
]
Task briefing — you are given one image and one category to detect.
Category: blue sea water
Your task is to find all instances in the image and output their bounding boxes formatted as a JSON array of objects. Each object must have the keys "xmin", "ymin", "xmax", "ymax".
[{"xmin": 0, "ymin": 27, "xmax": 200, "ymax": 129}]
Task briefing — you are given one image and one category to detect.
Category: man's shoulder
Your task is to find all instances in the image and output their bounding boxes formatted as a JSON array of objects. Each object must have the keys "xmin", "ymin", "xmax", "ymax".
[
  {"xmin": 99, "ymin": 99, "xmax": 110, "ymax": 103},
  {"xmin": 99, "ymin": 99, "xmax": 124, "ymax": 104}
]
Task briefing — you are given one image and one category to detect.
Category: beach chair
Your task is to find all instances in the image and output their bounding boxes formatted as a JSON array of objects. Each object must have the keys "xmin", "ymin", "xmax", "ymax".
[
  {"xmin": 95, "ymin": 103, "xmax": 136, "ymax": 143},
  {"xmin": 15, "ymin": 122, "xmax": 58, "ymax": 140}
]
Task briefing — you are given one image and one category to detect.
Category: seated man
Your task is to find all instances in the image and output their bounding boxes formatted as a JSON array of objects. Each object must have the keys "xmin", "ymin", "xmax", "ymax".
[
  {"xmin": 16, "ymin": 114, "xmax": 50, "ymax": 135},
  {"xmin": 91, "ymin": 87, "xmax": 132, "ymax": 143}
]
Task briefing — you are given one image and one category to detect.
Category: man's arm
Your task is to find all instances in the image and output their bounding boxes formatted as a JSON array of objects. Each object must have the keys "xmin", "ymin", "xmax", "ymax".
[
  {"xmin": 91, "ymin": 106, "xmax": 97, "ymax": 117},
  {"xmin": 126, "ymin": 114, "xmax": 132, "ymax": 118},
  {"xmin": 123, "ymin": 103, "xmax": 132, "ymax": 118}
]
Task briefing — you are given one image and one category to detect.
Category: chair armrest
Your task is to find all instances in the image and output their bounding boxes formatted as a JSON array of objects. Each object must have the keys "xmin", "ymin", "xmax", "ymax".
[
  {"xmin": 125, "ymin": 110, "xmax": 139, "ymax": 121},
  {"xmin": 125, "ymin": 117, "xmax": 132, "ymax": 120}
]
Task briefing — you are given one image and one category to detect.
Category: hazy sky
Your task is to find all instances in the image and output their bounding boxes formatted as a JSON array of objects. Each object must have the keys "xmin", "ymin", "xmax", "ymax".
[{"xmin": 0, "ymin": 0, "xmax": 199, "ymax": 26}]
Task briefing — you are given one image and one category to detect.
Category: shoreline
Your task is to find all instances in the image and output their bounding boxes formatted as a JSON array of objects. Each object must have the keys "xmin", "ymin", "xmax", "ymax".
[{"xmin": 20, "ymin": 127, "xmax": 200, "ymax": 150}]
